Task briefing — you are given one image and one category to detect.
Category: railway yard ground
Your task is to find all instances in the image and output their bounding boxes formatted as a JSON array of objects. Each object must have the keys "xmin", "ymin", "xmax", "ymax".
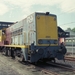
[{"xmin": 0, "ymin": 53, "xmax": 75, "ymax": 75}]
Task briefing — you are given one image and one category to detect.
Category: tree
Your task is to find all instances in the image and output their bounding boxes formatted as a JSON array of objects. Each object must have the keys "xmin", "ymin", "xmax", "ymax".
[
  {"xmin": 67, "ymin": 28, "xmax": 71, "ymax": 30},
  {"xmin": 72, "ymin": 28, "xmax": 75, "ymax": 32}
]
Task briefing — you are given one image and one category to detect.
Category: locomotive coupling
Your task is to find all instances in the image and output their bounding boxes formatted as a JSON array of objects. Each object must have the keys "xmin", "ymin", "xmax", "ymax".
[
  {"xmin": 58, "ymin": 49, "xmax": 62, "ymax": 52},
  {"xmin": 58, "ymin": 46, "xmax": 67, "ymax": 54},
  {"xmin": 30, "ymin": 50, "xmax": 35, "ymax": 54},
  {"xmin": 30, "ymin": 48, "xmax": 44, "ymax": 55},
  {"xmin": 36, "ymin": 48, "xmax": 44, "ymax": 55}
]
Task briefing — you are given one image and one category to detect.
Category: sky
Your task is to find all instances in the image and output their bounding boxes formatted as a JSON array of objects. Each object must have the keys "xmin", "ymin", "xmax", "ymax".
[{"xmin": 0, "ymin": 0, "xmax": 75, "ymax": 30}]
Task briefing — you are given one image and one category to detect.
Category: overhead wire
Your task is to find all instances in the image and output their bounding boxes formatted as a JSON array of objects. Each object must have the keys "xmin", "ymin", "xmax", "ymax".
[
  {"xmin": 57, "ymin": 1, "xmax": 75, "ymax": 26},
  {"xmin": 57, "ymin": 0, "xmax": 75, "ymax": 16},
  {"xmin": 60, "ymin": 21, "xmax": 75, "ymax": 26},
  {"xmin": 58, "ymin": 7, "xmax": 75, "ymax": 16}
]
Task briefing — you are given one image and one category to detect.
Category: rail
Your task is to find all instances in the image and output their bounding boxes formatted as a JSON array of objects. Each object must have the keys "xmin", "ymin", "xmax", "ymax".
[{"xmin": 65, "ymin": 56, "xmax": 75, "ymax": 61}]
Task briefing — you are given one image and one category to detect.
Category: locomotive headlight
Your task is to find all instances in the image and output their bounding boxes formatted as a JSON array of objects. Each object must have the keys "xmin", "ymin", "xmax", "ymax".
[
  {"xmin": 31, "ymin": 50, "xmax": 35, "ymax": 54},
  {"xmin": 38, "ymin": 39, "xmax": 43, "ymax": 44},
  {"xmin": 36, "ymin": 49, "xmax": 38, "ymax": 52},
  {"xmin": 54, "ymin": 40, "xmax": 58, "ymax": 44},
  {"xmin": 31, "ymin": 50, "xmax": 34, "ymax": 54},
  {"xmin": 36, "ymin": 48, "xmax": 44, "ymax": 55}
]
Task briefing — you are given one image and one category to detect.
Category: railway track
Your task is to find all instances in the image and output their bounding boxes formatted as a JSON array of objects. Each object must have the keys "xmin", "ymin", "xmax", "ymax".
[
  {"xmin": 19, "ymin": 61, "xmax": 59, "ymax": 75},
  {"xmin": 35, "ymin": 61, "xmax": 75, "ymax": 75},
  {"xmin": 0, "ymin": 53, "xmax": 75, "ymax": 75},
  {"xmin": 65, "ymin": 56, "xmax": 75, "ymax": 61},
  {"xmin": 41, "ymin": 68, "xmax": 59, "ymax": 75},
  {"xmin": 47, "ymin": 62, "xmax": 75, "ymax": 71},
  {"xmin": 25, "ymin": 60, "xmax": 75, "ymax": 75},
  {"xmin": 0, "ymin": 52, "xmax": 59, "ymax": 75},
  {"xmin": 0, "ymin": 53, "xmax": 56, "ymax": 75},
  {"xmin": 4, "ymin": 56, "xmax": 75, "ymax": 75}
]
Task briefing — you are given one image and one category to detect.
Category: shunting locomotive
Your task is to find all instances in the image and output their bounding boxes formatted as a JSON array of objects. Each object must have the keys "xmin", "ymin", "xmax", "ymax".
[{"xmin": 0, "ymin": 12, "xmax": 69, "ymax": 63}]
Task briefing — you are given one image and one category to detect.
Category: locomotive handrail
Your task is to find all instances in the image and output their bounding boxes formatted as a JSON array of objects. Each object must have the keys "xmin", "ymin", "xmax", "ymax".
[{"xmin": 4, "ymin": 45, "xmax": 28, "ymax": 48}]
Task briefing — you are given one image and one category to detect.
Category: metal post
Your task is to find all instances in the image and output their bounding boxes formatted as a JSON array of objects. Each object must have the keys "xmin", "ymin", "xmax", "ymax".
[{"xmin": 72, "ymin": 39, "xmax": 73, "ymax": 56}]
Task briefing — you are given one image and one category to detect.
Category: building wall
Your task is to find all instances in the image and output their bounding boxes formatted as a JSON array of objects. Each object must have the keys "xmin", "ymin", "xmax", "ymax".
[{"xmin": 0, "ymin": 22, "xmax": 14, "ymax": 30}]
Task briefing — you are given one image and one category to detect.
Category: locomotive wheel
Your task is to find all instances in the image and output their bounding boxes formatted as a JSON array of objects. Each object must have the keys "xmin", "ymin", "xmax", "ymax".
[
  {"xmin": 19, "ymin": 54, "xmax": 25, "ymax": 62},
  {"xmin": 1, "ymin": 47, "xmax": 5, "ymax": 55},
  {"xmin": 50, "ymin": 58, "xmax": 56, "ymax": 63},
  {"xmin": 5, "ymin": 50, "xmax": 8, "ymax": 56},
  {"xmin": 11, "ymin": 50, "xmax": 15, "ymax": 59},
  {"xmin": 8, "ymin": 50, "xmax": 11, "ymax": 56},
  {"xmin": 43, "ymin": 59, "xmax": 47, "ymax": 63},
  {"xmin": 5, "ymin": 48, "xmax": 8, "ymax": 56},
  {"xmin": 52, "ymin": 58, "xmax": 56, "ymax": 63}
]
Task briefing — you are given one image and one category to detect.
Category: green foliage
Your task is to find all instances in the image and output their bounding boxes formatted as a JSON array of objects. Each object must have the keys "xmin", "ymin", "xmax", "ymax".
[
  {"xmin": 72, "ymin": 28, "xmax": 75, "ymax": 32},
  {"xmin": 67, "ymin": 27, "xmax": 75, "ymax": 32},
  {"xmin": 67, "ymin": 28, "xmax": 71, "ymax": 30}
]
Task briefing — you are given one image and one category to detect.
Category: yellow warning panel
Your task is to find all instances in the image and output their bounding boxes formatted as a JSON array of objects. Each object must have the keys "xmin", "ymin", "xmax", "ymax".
[
  {"xmin": 0, "ymin": 30, "xmax": 2, "ymax": 42},
  {"xmin": 36, "ymin": 15, "xmax": 58, "ymax": 45}
]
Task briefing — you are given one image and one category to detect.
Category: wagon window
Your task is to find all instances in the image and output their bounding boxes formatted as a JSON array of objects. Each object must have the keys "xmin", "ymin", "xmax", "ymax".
[
  {"xmin": 73, "ymin": 40, "xmax": 75, "ymax": 42},
  {"xmin": 66, "ymin": 40, "xmax": 68, "ymax": 42},
  {"xmin": 69, "ymin": 40, "xmax": 71, "ymax": 42}
]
